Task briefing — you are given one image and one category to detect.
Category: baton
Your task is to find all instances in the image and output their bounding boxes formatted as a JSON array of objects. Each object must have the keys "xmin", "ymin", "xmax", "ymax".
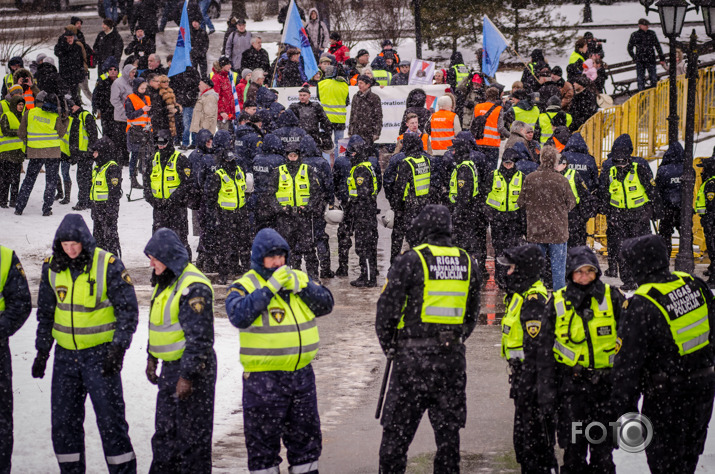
[{"xmin": 375, "ymin": 352, "xmax": 393, "ymax": 420}]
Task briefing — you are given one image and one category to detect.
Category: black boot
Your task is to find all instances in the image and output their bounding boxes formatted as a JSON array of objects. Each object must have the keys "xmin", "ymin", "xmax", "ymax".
[
  {"xmin": 351, "ymin": 258, "xmax": 369, "ymax": 287},
  {"xmin": 604, "ymin": 266, "xmax": 618, "ymax": 278},
  {"xmin": 131, "ymin": 175, "xmax": 143, "ymax": 190},
  {"xmin": 59, "ymin": 181, "xmax": 71, "ymax": 205},
  {"xmin": 55, "ymin": 179, "xmax": 63, "ymax": 201},
  {"xmin": 335, "ymin": 263, "xmax": 348, "ymax": 277}
]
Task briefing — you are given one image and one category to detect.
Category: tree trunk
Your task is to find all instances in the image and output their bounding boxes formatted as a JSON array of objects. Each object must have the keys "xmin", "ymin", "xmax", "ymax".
[
  {"xmin": 266, "ymin": 0, "xmax": 279, "ymax": 16},
  {"xmin": 232, "ymin": 0, "xmax": 247, "ymax": 19},
  {"xmin": 315, "ymin": 0, "xmax": 330, "ymax": 29}
]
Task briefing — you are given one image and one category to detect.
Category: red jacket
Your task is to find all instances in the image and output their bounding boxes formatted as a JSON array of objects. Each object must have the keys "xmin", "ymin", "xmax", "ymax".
[
  {"xmin": 237, "ymin": 78, "xmax": 248, "ymax": 110},
  {"xmin": 328, "ymin": 41, "xmax": 350, "ymax": 64},
  {"xmin": 212, "ymin": 68, "xmax": 235, "ymax": 120}
]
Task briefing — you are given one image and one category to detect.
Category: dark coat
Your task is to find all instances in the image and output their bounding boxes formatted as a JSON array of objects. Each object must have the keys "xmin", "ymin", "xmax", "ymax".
[
  {"xmin": 562, "ymin": 133, "xmax": 599, "ymax": 194},
  {"xmin": 279, "ymin": 60, "xmax": 304, "ymax": 87},
  {"xmin": 124, "ymin": 36, "xmax": 155, "ymax": 70},
  {"xmin": 131, "ymin": 0, "xmax": 159, "ymax": 38},
  {"xmin": 288, "ymin": 100, "xmax": 332, "ymax": 144},
  {"xmin": 241, "ymin": 47, "xmax": 272, "ymax": 81},
  {"xmin": 190, "ymin": 25, "xmax": 209, "ymax": 64},
  {"xmin": 54, "ymin": 36, "xmax": 86, "ymax": 85},
  {"xmin": 301, "ymin": 137, "xmax": 334, "ymax": 205},
  {"xmin": 656, "ymin": 141, "xmax": 684, "ymax": 209},
  {"xmin": 93, "ymin": 28, "xmax": 124, "ymax": 72},
  {"xmin": 569, "ymin": 89, "xmax": 599, "ymax": 131},
  {"xmin": 627, "ymin": 28, "xmax": 665, "ymax": 65},
  {"xmin": 35, "ymin": 62, "xmax": 68, "ymax": 98},
  {"xmin": 170, "ymin": 66, "xmax": 201, "ymax": 108},
  {"xmin": 398, "ymin": 88, "xmax": 432, "ymax": 135},
  {"xmin": 348, "ymin": 88, "xmax": 383, "ymax": 144}
]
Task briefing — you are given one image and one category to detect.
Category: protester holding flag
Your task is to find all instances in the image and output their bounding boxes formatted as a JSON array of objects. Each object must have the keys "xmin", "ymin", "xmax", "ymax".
[{"xmin": 190, "ymin": 17, "xmax": 209, "ymax": 78}]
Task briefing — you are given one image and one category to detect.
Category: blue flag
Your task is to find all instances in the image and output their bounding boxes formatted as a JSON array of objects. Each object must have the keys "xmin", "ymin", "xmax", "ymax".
[
  {"xmin": 168, "ymin": 0, "xmax": 192, "ymax": 77},
  {"xmin": 281, "ymin": 0, "xmax": 319, "ymax": 80},
  {"xmin": 482, "ymin": 16, "xmax": 509, "ymax": 79}
]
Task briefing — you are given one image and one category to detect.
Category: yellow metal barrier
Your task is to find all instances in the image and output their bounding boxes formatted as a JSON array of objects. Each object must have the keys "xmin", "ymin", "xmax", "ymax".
[{"xmin": 579, "ymin": 66, "xmax": 715, "ymax": 257}]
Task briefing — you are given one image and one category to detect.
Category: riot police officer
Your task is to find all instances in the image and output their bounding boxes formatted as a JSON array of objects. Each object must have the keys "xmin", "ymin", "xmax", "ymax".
[
  {"xmin": 612, "ymin": 235, "xmax": 715, "ymax": 474},
  {"xmin": 89, "ymin": 137, "xmax": 123, "ymax": 256},
  {"xmin": 538, "ymin": 246, "xmax": 624, "ymax": 473},
  {"xmin": 144, "ymin": 228, "xmax": 216, "ymax": 473},
  {"xmin": 655, "ymin": 141, "xmax": 684, "ymax": 258},
  {"xmin": 251, "ymin": 133, "xmax": 285, "ymax": 232},
  {"xmin": 695, "ymin": 154, "xmax": 715, "ymax": 286},
  {"xmin": 498, "ymin": 243, "xmax": 556, "ymax": 473},
  {"xmin": 376, "ymin": 205, "xmax": 481, "ymax": 473},
  {"xmin": 557, "ymin": 153, "xmax": 595, "ymax": 248},
  {"xmin": 0, "ymin": 244, "xmax": 31, "ymax": 473}
]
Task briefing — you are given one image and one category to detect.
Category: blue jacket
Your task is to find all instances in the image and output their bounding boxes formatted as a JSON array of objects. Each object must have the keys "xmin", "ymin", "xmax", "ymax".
[
  {"xmin": 188, "ymin": 129, "xmax": 215, "ymax": 191},
  {"xmin": 301, "ymin": 136, "xmax": 334, "ymax": 205},
  {"xmin": 251, "ymin": 133, "xmax": 286, "ymax": 208},
  {"xmin": 333, "ymin": 154, "xmax": 351, "ymax": 204},
  {"xmin": 510, "ymin": 142, "xmax": 538, "ymax": 176},
  {"xmin": 655, "ymin": 141, "xmax": 684, "ymax": 209},
  {"xmin": 562, "ymin": 132, "xmax": 600, "ymax": 194},
  {"xmin": 36, "ymin": 214, "xmax": 138, "ymax": 353},
  {"xmin": 144, "ymin": 228, "xmax": 214, "ymax": 380},
  {"xmin": 225, "ymin": 228, "xmax": 334, "ymax": 329},
  {"xmin": 234, "ymin": 123, "xmax": 262, "ymax": 168},
  {"xmin": 272, "ymin": 110, "xmax": 307, "ymax": 151}
]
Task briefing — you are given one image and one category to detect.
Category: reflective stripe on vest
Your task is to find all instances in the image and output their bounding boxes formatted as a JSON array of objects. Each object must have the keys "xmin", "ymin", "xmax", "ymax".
[
  {"xmin": 695, "ymin": 176, "xmax": 715, "ymax": 214},
  {"xmin": 216, "ymin": 167, "xmax": 247, "ymax": 210},
  {"xmin": 608, "ymin": 163, "xmax": 649, "ymax": 209},
  {"xmin": 430, "ymin": 110, "xmax": 457, "ymax": 150},
  {"xmin": 148, "ymin": 263, "xmax": 213, "ymax": 361},
  {"xmin": 538, "ymin": 111, "xmax": 572, "ymax": 143},
  {"xmin": 276, "ymin": 163, "xmax": 310, "ymax": 207},
  {"xmin": 26, "ymin": 107, "xmax": 60, "ymax": 149},
  {"xmin": 513, "ymin": 104, "xmax": 540, "ymax": 128},
  {"xmin": 317, "ymin": 79, "xmax": 349, "ymax": 124},
  {"xmin": 372, "ymin": 69, "xmax": 392, "ymax": 86},
  {"xmin": 62, "ymin": 111, "xmax": 91, "ymax": 153},
  {"xmin": 409, "ymin": 244, "xmax": 471, "ymax": 326},
  {"xmin": 474, "ymin": 102, "xmax": 502, "ymax": 147},
  {"xmin": 402, "ymin": 155, "xmax": 431, "ymax": 200},
  {"xmin": 552, "ymin": 285, "xmax": 617, "ymax": 368},
  {"xmin": 452, "ymin": 64, "xmax": 470, "ymax": 84},
  {"xmin": 60, "ymin": 116, "xmax": 72, "ymax": 156},
  {"xmin": 0, "ymin": 111, "xmax": 25, "ymax": 153},
  {"xmin": 634, "ymin": 272, "xmax": 711, "ymax": 356},
  {"xmin": 236, "ymin": 269, "xmax": 319, "ymax": 372},
  {"xmin": 347, "ymin": 161, "xmax": 377, "ymax": 197},
  {"xmin": 569, "ymin": 51, "xmax": 586, "ymax": 65},
  {"xmin": 0, "ymin": 246, "xmax": 13, "ymax": 315},
  {"xmin": 501, "ymin": 280, "xmax": 548, "ymax": 360},
  {"xmin": 100, "ymin": 72, "xmax": 122, "ymax": 81},
  {"xmin": 125, "ymin": 93, "xmax": 151, "ymax": 131},
  {"xmin": 150, "ymin": 150, "xmax": 182, "ymax": 199},
  {"xmin": 23, "ymin": 89, "xmax": 34, "ymax": 110},
  {"xmin": 486, "ymin": 170, "xmax": 522, "ymax": 212},
  {"xmin": 48, "ymin": 248, "xmax": 116, "ymax": 350},
  {"xmin": 91, "ymin": 161, "xmax": 118, "ymax": 202},
  {"xmin": 449, "ymin": 161, "xmax": 478, "ymax": 204},
  {"xmin": 564, "ymin": 168, "xmax": 580, "ymax": 204}
]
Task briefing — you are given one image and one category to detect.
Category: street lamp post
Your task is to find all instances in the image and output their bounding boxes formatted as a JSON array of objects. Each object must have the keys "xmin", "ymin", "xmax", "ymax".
[
  {"xmin": 657, "ymin": 0, "xmax": 688, "ymax": 144},
  {"xmin": 584, "ymin": 0, "xmax": 593, "ymax": 23}
]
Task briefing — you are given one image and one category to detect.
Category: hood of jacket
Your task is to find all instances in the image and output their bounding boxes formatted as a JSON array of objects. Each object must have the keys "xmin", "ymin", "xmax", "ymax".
[
  {"xmin": 620, "ymin": 235, "xmax": 670, "ymax": 285},
  {"xmin": 538, "ymin": 146, "xmax": 559, "ymax": 171},
  {"xmin": 406, "ymin": 88, "xmax": 427, "ymax": 108},
  {"xmin": 213, "ymin": 129, "xmax": 232, "ymax": 151},
  {"xmin": 514, "ymin": 99, "xmax": 533, "ymax": 111},
  {"xmin": 346, "ymin": 135, "xmax": 369, "ymax": 165},
  {"xmin": 299, "ymin": 135, "xmax": 321, "ymax": 157},
  {"xmin": 90, "ymin": 137, "xmax": 116, "ymax": 165},
  {"xmin": 261, "ymin": 133, "xmax": 284, "ymax": 155},
  {"xmin": 13, "ymin": 68, "xmax": 32, "ymax": 83},
  {"xmin": 36, "ymin": 62, "xmax": 58, "ymax": 76},
  {"xmin": 132, "ymin": 78, "xmax": 146, "ymax": 94},
  {"xmin": 662, "ymin": 141, "xmax": 684, "ymax": 165},
  {"xmin": 308, "ymin": 7, "xmax": 320, "ymax": 22},
  {"xmin": 144, "ymin": 228, "xmax": 190, "ymax": 276},
  {"xmin": 402, "ymin": 132, "xmax": 424, "ymax": 156},
  {"xmin": 8, "ymin": 95, "xmax": 24, "ymax": 117},
  {"xmin": 408, "ymin": 204, "xmax": 452, "ymax": 247},
  {"xmin": 512, "ymin": 142, "xmax": 533, "ymax": 162},
  {"xmin": 608, "ymin": 134, "xmax": 634, "ymax": 160},
  {"xmin": 51, "ymin": 214, "xmax": 97, "ymax": 272},
  {"xmin": 563, "ymin": 245, "xmax": 606, "ymax": 310},
  {"xmin": 531, "ymin": 49, "xmax": 545, "ymax": 63},
  {"xmin": 256, "ymin": 87, "xmax": 278, "ymax": 109},
  {"xmin": 121, "ymin": 64, "xmax": 136, "ymax": 85},
  {"xmin": 500, "ymin": 244, "xmax": 544, "ymax": 294},
  {"xmin": 452, "ymin": 131, "xmax": 474, "ymax": 159},
  {"xmin": 196, "ymin": 129, "xmax": 214, "ymax": 153},
  {"xmin": 566, "ymin": 245, "xmax": 601, "ymax": 280},
  {"xmin": 563, "ymin": 132, "xmax": 589, "ymax": 154},
  {"xmin": 276, "ymin": 109, "xmax": 299, "ymax": 128},
  {"xmin": 250, "ymin": 228, "xmax": 291, "ymax": 280},
  {"xmin": 102, "ymin": 56, "xmax": 119, "ymax": 74},
  {"xmin": 449, "ymin": 51, "xmax": 464, "ymax": 67}
]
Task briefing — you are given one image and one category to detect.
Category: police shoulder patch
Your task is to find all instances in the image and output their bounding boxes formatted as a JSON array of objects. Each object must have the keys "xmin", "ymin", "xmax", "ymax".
[
  {"xmin": 356, "ymin": 177, "xmax": 364, "ymax": 185},
  {"xmin": 108, "ymin": 256, "xmax": 116, "ymax": 264},
  {"xmin": 270, "ymin": 308, "xmax": 285, "ymax": 323},
  {"xmin": 525, "ymin": 320, "xmax": 541, "ymax": 338},
  {"xmin": 189, "ymin": 296, "xmax": 206, "ymax": 313},
  {"xmin": 257, "ymin": 141, "xmax": 263, "ymax": 148},
  {"xmin": 184, "ymin": 168, "xmax": 191, "ymax": 177},
  {"xmin": 708, "ymin": 192, "xmax": 715, "ymax": 201},
  {"xmin": 15, "ymin": 262, "xmax": 25, "ymax": 278},
  {"xmin": 121, "ymin": 269, "xmax": 133, "ymax": 286},
  {"xmin": 528, "ymin": 293, "xmax": 539, "ymax": 300},
  {"xmin": 111, "ymin": 178, "xmax": 119, "ymax": 186}
]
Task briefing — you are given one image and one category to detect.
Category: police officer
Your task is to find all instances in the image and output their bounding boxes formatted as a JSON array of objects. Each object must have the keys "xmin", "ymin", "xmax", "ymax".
[
  {"xmin": 538, "ymin": 246, "xmax": 624, "ymax": 473},
  {"xmin": 390, "ymin": 132, "xmax": 432, "ymax": 264},
  {"xmin": 144, "ymin": 228, "xmax": 216, "ymax": 473},
  {"xmin": 269, "ymin": 140, "xmax": 323, "ymax": 279},
  {"xmin": 251, "ymin": 133, "xmax": 285, "ymax": 232},
  {"xmin": 486, "ymin": 152, "xmax": 525, "ymax": 288},
  {"xmin": 272, "ymin": 109, "xmax": 307, "ymax": 151},
  {"xmin": 376, "ymin": 204, "xmax": 480, "ymax": 473},
  {"xmin": 508, "ymin": 89, "xmax": 540, "ymax": 130},
  {"xmin": 447, "ymin": 131, "xmax": 490, "ymax": 284},
  {"xmin": 498, "ymin": 243, "xmax": 556, "ymax": 473},
  {"xmin": 695, "ymin": 154, "xmax": 715, "ymax": 287},
  {"xmin": 562, "ymin": 132, "xmax": 600, "ymax": 196},
  {"xmin": 188, "ymin": 129, "xmax": 215, "ymax": 272},
  {"xmin": 655, "ymin": 141, "xmax": 684, "ymax": 258},
  {"xmin": 557, "ymin": 153, "xmax": 595, "ymax": 248},
  {"xmin": 31, "ymin": 214, "xmax": 138, "ymax": 473},
  {"xmin": 300, "ymin": 136, "xmax": 335, "ymax": 279},
  {"xmin": 204, "ymin": 130, "xmax": 251, "ymax": 283},
  {"xmin": 536, "ymin": 96, "xmax": 572, "ymax": 145},
  {"xmin": 598, "ymin": 134, "xmax": 658, "ymax": 289},
  {"xmin": 66, "ymin": 99, "xmax": 99, "ymax": 210},
  {"xmin": 145, "ymin": 129, "xmax": 194, "ymax": 259},
  {"xmin": 90, "ymin": 137, "xmax": 123, "ymax": 256},
  {"xmin": 0, "ymin": 244, "xmax": 31, "ymax": 474},
  {"xmin": 234, "ymin": 111, "xmax": 262, "ymax": 168},
  {"xmin": 225, "ymin": 228, "xmax": 334, "ymax": 474},
  {"xmin": 345, "ymin": 135, "xmax": 379, "ymax": 287},
  {"xmin": 612, "ymin": 235, "xmax": 715, "ymax": 474},
  {"xmin": 316, "ymin": 65, "xmax": 349, "ymax": 163}
]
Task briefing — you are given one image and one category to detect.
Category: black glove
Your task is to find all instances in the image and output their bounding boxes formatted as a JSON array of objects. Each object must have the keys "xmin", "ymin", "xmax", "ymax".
[
  {"xmin": 31, "ymin": 351, "xmax": 50, "ymax": 379},
  {"xmin": 146, "ymin": 355, "xmax": 159, "ymax": 385},
  {"xmin": 101, "ymin": 344, "xmax": 126, "ymax": 377}
]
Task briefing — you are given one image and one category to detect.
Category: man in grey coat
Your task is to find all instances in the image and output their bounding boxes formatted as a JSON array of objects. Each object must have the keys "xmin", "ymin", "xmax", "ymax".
[
  {"xmin": 110, "ymin": 64, "xmax": 136, "ymax": 167},
  {"xmin": 225, "ymin": 19, "xmax": 252, "ymax": 73}
]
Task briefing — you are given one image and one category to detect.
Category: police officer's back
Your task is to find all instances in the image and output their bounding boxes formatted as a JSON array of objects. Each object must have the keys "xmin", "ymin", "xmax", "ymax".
[
  {"xmin": 89, "ymin": 137, "xmax": 123, "ymax": 256},
  {"xmin": 376, "ymin": 204, "xmax": 481, "ymax": 473},
  {"xmin": 612, "ymin": 235, "xmax": 715, "ymax": 474},
  {"xmin": 251, "ymin": 133, "xmax": 285, "ymax": 231},
  {"xmin": 655, "ymin": 141, "xmax": 684, "ymax": 257},
  {"xmin": 696, "ymin": 155, "xmax": 715, "ymax": 287}
]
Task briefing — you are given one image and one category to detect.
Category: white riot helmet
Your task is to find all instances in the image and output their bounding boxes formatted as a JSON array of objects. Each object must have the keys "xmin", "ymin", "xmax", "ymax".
[
  {"xmin": 380, "ymin": 210, "xmax": 395, "ymax": 229},
  {"xmin": 324, "ymin": 205, "xmax": 344, "ymax": 225},
  {"xmin": 245, "ymin": 172, "xmax": 255, "ymax": 193}
]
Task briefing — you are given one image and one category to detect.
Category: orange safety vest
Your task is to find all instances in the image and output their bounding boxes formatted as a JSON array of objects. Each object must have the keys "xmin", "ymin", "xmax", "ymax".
[
  {"xmin": 397, "ymin": 132, "xmax": 429, "ymax": 152},
  {"xmin": 350, "ymin": 74, "xmax": 358, "ymax": 86},
  {"xmin": 125, "ymin": 94, "xmax": 152, "ymax": 132},
  {"xmin": 24, "ymin": 89, "xmax": 34, "ymax": 110},
  {"xmin": 378, "ymin": 51, "xmax": 400, "ymax": 64},
  {"xmin": 430, "ymin": 110, "xmax": 457, "ymax": 151},
  {"xmin": 474, "ymin": 102, "xmax": 502, "ymax": 148},
  {"xmin": 553, "ymin": 137, "xmax": 566, "ymax": 152}
]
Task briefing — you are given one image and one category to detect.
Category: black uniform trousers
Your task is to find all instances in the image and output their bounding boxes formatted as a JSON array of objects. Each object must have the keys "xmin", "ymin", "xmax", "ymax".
[
  {"xmin": 379, "ymin": 348, "xmax": 466, "ymax": 474},
  {"xmin": 556, "ymin": 368, "xmax": 615, "ymax": 474},
  {"xmin": 275, "ymin": 211, "xmax": 319, "ymax": 279},
  {"xmin": 351, "ymin": 200, "xmax": 379, "ymax": 282},
  {"xmin": 76, "ymin": 155, "xmax": 94, "ymax": 208},
  {"xmin": 703, "ymin": 216, "xmax": 715, "ymax": 280},
  {"xmin": 106, "ymin": 119, "xmax": 130, "ymax": 168},
  {"xmin": 337, "ymin": 202, "xmax": 353, "ymax": 270},
  {"xmin": 0, "ymin": 341, "xmax": 13, "ymax": 474},
  {"xmin": 312, "ymin": 217, "xmax": 332, "ymax": 275},
  {"xmin": 0, "ymin": 160, "xmax": 21, "ymax": 207},
  {"xmin": 389, "ymin": 210, "xmax": 409, "ymax": 265},
  {"xmin": 510, "ymin": 364, "xmax": 556, "ymax": 474},
  {"xmin": 452, "ymin": 209, "xmax": 488, "ymax": 280},
  {"xmin": 490, "ymin": 212, "xmax": 523, "ymax": 288},
  {"xmin": 149, "ymin": 352, "xmax": 217, "ymax": 474},
  {"xmin": 605, "ymin": 209, "xmax": 650, "ymax": 284},
  {"xmin": 642, "ymin": 375, "xmax": 715, "ymax": 474},
  {"xmin": 657, "ymin": 205, "xmax": 681, "ymax": 259},
  {"xmin": 204, "ymin": 209, "xmax": 252, "ymax": 279},
  {"xmin": 92, "ymin": 203, "xmax": 122, "ymax": 257},
  {"xmin": 567, "ymin": 209, "xmax": 589, "ymax": 248},
  {"xmin": 153, "ymin": 203, "xmax": 192, "ymax": 261}
]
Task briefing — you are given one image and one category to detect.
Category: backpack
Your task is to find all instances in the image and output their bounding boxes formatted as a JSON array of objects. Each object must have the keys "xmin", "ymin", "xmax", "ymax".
[{"xmin": 471, "ymin": 103, "xmax": 499, "ymax": 140}]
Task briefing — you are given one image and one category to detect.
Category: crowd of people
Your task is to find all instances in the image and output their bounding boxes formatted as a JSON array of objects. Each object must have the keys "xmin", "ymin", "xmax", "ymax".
[{"xmin": 1, "ymin": 4, "xmax": 715, "ymax": 474}]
